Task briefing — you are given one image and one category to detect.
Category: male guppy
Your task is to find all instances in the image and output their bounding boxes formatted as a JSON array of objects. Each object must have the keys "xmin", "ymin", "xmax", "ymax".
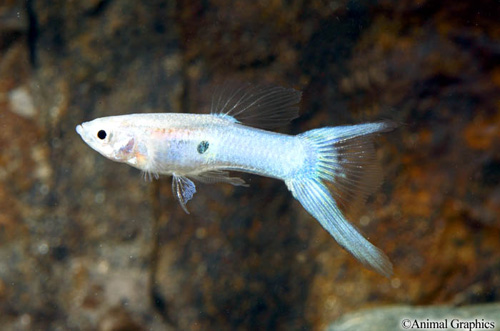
[{"xmin": 76, "ymin": 83, "xmax": 394, "ymax": 277}]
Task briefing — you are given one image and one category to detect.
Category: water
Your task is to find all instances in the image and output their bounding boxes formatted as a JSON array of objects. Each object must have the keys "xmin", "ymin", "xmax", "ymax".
[{"xmin": 0, "ymin": 0, "xmax": 499, "ymax": 329}]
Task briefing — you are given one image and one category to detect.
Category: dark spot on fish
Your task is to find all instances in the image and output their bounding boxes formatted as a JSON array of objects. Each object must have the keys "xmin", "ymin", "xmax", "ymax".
[
  {"xmin": 97, "ymin": 130, "xmax": 107, "ymax": 140},
  {"xmin": 197, "ymin": 141, "xmax": 209, "ymax": 154}
]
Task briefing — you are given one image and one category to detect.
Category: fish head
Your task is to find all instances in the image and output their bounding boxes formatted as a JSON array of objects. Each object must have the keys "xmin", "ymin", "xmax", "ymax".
[{"xmin": 76, "ymin": 116, "xmax": 139, "ymax": 164}]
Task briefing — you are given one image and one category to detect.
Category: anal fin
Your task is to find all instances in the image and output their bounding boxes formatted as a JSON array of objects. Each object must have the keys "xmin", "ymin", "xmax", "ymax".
[{"xmin": 191, "ymin": 170, "xmax": 248, "ymax": 186}]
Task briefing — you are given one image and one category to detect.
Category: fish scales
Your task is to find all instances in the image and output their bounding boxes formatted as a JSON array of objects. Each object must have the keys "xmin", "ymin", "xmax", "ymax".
[{"xmin": 113, "ymin": 113, "xmax": 308, "ymax": 178}]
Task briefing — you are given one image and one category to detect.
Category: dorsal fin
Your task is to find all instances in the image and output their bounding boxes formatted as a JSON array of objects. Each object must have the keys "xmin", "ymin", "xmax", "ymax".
[{"xmin": 210, "ymin": 82, "xmax": 302, "ymax": 129}]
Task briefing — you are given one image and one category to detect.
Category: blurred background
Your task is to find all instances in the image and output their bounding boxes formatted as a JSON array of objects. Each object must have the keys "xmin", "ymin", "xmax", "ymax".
[{"xmin": 1, "ymin": 0, "xmax": 500, "ymax": 330}]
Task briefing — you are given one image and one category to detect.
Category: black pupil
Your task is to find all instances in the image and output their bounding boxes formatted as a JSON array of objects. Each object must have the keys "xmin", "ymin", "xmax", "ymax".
[{"xmin": 97, "ymin": 130, "xmax": 107, "ymax": 140}]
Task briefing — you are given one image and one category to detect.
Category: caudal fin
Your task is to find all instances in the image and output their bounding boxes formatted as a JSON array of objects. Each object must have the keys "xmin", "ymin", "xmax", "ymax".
[{"xmin": 286, "ymin": 122, "xmax": 395, "ymax": 277}]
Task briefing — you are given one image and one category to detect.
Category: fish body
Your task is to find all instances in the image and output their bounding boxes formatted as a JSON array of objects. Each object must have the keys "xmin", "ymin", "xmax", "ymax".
[
  {"xmin": 76, "ymin": 83, "xmax": 395, "ymax": 277},
  {"xmin": 77, "ymin": 113, "xmax": 308, "ymax": 179}
]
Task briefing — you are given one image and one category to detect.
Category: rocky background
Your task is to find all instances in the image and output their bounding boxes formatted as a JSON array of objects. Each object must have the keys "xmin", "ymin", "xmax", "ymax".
[{"xmin": 1, "ymin": 0, "xmax": 499, "ymax": 330}]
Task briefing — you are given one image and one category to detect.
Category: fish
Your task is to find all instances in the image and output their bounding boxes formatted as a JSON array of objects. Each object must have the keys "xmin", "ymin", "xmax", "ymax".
[{"xmin": 76, "ymin": 82, "xmax": 395, "ymax": 277}]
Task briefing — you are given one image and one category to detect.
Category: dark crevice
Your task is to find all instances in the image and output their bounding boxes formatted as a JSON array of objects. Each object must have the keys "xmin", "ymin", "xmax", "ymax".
[
  {"xmin": 148, "ymin": 32, "xmax": 189, "ymax": 324},
  {"xmin": 147, "ymin": 2, "xmax": 189, "ymax": 327},
  {"xmin": 25, "ymin": 0, "xmax": 38, "ymax": 67},
  {"xmin": 237, "ymin": 54, "xmax": 277, "ymax": 70},
  {"xmin": 481, "ymin": 159, "xmax": 500, "ymax": 187},
  {"xmin": 151, "ymin": 285, "xmax": 177, "ymax": 326},
  {"xmin": 148, "ymin": 181, "xmax": 176, "ymax": 327},
  {"xmin": 180, "ymin": 76, "xmax": 190, "ymax": 114},
  {"xmin": 84, "ymin": 0, "xmax": 112, "ymax": 17},
  {"xmin": 151, "ymin": 286, "xmax": 166, "ymax": 313}
]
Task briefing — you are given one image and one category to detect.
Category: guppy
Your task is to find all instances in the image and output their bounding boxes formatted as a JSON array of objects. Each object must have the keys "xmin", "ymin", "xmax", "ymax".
[{"xmin": 76, "ymin": 83, "xmax": 394, "ymax": 277}]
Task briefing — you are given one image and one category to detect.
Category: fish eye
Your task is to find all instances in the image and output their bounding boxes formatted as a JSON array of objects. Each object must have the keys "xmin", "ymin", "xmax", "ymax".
[{"xmin": 97, "ymin": 130, "xmax": 107, "ymax": 140}]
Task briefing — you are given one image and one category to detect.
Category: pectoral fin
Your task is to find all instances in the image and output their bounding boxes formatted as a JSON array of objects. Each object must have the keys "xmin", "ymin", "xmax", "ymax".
[{"xmin": 172, "ymin": 173, "xmax": 196, "ymax": 214}]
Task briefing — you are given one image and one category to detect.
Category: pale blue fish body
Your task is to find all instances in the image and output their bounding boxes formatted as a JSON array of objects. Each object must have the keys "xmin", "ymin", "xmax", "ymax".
[
  {"xmin": 76, "ymin": 83, "xmax": 395, "ymax": 277},
  {"xmin": 117, "ymin": 113, "xmax": 309, "ymax": 179}
]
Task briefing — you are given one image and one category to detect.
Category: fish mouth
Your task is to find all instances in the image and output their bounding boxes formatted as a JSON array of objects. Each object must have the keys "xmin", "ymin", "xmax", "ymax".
[{"xmin": 76, "ymin": 124, "xmax": 84, "ymax": 136}]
